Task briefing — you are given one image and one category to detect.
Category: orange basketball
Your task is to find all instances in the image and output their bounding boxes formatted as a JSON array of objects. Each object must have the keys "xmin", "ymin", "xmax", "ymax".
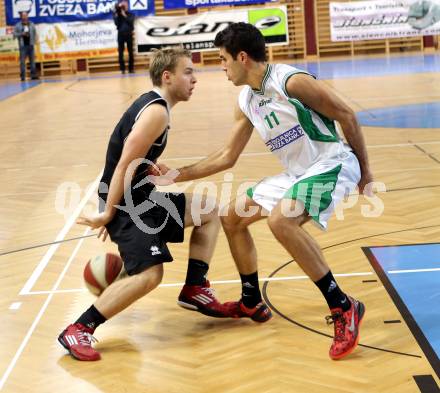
[{"xmin": 83, "ymin": 253, "xmax": 126, "ymax": 296}]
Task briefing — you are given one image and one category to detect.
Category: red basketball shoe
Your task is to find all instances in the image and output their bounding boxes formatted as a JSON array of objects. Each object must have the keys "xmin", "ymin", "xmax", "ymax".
[
  {"xmin": 222, "ymin": 300, "xmax": 272, "ymax": 323},
  {"xmin": 326, "ymin": 296, "xmax": 365, "ymax": 360},
  {"xmin": 178, "ymin": 280, "xmax": 229, "ymax": 318},
  {"xmin": 58, "ymin": 323, "xmax": 101, "ymax": 361}
]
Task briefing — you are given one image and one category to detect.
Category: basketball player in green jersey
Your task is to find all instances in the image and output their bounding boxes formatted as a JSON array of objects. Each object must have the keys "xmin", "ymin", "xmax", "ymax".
[{"xmin": 152, "ymin": 23, "xmax": 374, "ymax": 360}]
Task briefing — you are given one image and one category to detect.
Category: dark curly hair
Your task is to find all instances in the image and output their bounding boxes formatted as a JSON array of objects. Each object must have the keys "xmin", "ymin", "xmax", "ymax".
[{"xmin": 214, "ymin": 22, "xmax": 267, "ymax": 62}]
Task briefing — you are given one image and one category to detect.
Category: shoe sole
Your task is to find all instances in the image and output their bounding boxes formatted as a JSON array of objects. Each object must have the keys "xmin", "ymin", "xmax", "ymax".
[
  {"xmin": 251, "ymin": 314, "xmax": 272, "ymax": 323},
  {"xmin": 249, "ymin": 306, "xmax": 273, "ymax": 323},
  {"xmin": 330, "ymin": 302, "xmax": 366, "ymax": 360},
  {"xmin": 57, "ymin": 335, "xmax": 100, "ymax": 361},
  {"xmin": 177, "ymin": 300, "xmax": 228, "ymax": 318}
]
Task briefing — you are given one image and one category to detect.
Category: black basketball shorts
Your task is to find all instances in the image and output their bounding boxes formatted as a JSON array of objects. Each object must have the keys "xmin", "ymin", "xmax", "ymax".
[{"xmin": 105, "ymin": 192, "xmax": 186, "ymax": 275}]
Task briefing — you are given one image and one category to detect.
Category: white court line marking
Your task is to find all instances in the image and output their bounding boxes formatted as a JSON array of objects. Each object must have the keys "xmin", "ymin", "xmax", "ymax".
[
  {"xmin": 0, "ymin": 227, "xmax": 89, "ymax": 391},
  {"xmin": 22, "ymin": 272, "xmax": 375, "ymax": 295},
  {"xmin": 23, "ymin": 267, "xmax": 440, "ymax": 297},
  {"xmin": 9, "ymin": 302, "xmax": 22, "ymax": 310},
  {"xmin": 163, "ymin": 140, "xmax": 440, "ymax": 162},
  {"xmin": 375, "ymin": 166, "xmax": 440, "ymax": 174},
  {"xmin": 388, "ymin": 267, "xmax": 440, "ymax": 274},
  {"xmin": 367, "ymin": 141, "xmax": 440, "ymax": 149},
  {"xmin": 19, "ymin": 172, "xmax": 102, "ymax": 295},
  {"xmin": 2, "ymin": 164, "xmax": 440, "ymax": 200},
  {"xmin": 1, "ymin": 140, "xmax": 439, "ymax": 172}
]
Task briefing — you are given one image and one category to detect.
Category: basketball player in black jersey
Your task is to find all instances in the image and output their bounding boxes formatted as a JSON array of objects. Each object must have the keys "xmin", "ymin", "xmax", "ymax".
[{"xmin": 58, "ymin": 48, "xmax": 229, "ymax": 361}]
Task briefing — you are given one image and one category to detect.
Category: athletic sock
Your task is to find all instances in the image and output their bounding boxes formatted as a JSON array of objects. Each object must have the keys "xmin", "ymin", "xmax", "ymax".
[
  {"xmin": 185, "ymin": 258, "xmax": 209, "ymax": 286},
  {"xmin": 240, "ymin": 271, "xmax": 262, "ymax": 308},
  {"xmin": 314, "ymin": 271, "xmax": 350, "ymax": 312},
  {"xmin": 75, "ymin": 305, "xmax": 107, "ymax": 332}
]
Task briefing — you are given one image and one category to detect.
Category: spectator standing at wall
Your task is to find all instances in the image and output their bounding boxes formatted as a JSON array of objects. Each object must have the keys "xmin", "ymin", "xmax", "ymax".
[
  {"xmin": 114, "ymin": 1, "xmax": 135, "ymax": 74},
  {"xmin": 13, "ymin": 11, "xmax": 38, "ymax": 81}
]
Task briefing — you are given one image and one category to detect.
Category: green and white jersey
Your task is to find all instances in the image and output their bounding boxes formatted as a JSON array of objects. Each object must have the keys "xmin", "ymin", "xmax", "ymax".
[{"xmin": 238, "ymin": 63, "xmax": 351, "ymax": 177}]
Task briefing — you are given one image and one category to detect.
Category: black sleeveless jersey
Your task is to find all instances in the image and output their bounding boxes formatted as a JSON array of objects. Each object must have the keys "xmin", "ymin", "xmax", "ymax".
[{"xmin": 98, "ymin": 90, "xmax": 169, "ymax": 206}]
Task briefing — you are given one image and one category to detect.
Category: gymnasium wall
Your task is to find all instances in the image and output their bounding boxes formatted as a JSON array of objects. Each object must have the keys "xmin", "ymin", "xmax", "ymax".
[{"xmin": 0, "ymin": 0, "xmax": 438, "ymax": 79}]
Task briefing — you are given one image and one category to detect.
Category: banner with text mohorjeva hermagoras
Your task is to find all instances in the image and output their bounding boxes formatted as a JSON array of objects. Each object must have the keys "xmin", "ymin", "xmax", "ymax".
[{"xmin": 36, "ymin": 20, "xmax": 119, "ymax": 61}]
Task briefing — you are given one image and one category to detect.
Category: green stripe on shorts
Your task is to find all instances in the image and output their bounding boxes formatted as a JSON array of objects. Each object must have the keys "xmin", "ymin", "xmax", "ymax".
[
  {"xmin": 246, "ymin": 186, "xmax": 255, "ymax": 199},
  {"xmin": 284, "ymin": 164, "xmax": 342, "ymax": 224}
]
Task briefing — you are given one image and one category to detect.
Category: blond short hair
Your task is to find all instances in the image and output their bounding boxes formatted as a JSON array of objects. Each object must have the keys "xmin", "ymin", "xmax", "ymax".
[{"xmin": 149, "ymin": 47, "xmax": 192, "ymax": 87}]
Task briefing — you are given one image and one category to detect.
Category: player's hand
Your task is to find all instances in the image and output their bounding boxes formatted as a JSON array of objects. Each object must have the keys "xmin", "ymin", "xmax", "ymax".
[
  {"xmin": 77, "ymin": 212, "xmax": 112, "ymax": 229},
  {"xmin": 97, "ymin": 227, "xmax": 109, "ymax": 242},
  {"xmin": 146, "ymin": 164, "xmax": 180, "ymax": 186},
  {"xmin": 146, "ymin": 162, "xmax": 170, "ymax": 176},
  {"xmin": 358, "ymin": 170, "xmax": 374, "ymax": 197}
]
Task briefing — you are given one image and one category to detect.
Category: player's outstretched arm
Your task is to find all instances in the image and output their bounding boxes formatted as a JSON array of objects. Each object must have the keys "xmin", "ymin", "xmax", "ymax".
[
  {"xmin": 285, "ymin": 74, "xmax": 373, "ymax": 195},
  {"xmin": 176, "ymin": 105, "xmax": 253, "ymax": 182},
  {"xmin": 77, "ymin": 104, "xmax": 168, "ymax": 229},
  {"xmin": 150, "ymin": 105, "xmax": 253, "ymax": 185}
]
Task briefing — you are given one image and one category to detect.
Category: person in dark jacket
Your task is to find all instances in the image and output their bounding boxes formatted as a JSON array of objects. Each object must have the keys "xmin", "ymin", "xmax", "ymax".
[{"xmin": 113, "ymin": 1, "xmax": 135, "ymax": 74}]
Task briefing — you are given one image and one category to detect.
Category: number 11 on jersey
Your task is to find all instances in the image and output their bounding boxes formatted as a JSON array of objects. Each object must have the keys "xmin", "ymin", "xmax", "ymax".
[{"xmin": 264, "ymin": 111, "xmax": 280, "ymax": 129}]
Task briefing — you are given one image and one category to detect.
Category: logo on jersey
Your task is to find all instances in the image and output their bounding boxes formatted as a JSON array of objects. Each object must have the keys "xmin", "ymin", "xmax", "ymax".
[
  {"xmin": 265, "ymin": 124, "xmax": 305, "ymax": 152},
  {"xmin": 259, "ymin": 98, "xmax": 272, "ymax": 107}
]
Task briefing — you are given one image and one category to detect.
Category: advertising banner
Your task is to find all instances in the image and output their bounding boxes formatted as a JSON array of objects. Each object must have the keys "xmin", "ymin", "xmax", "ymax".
[
  {"xmin": 135, "ymin": 6, "xmax": 288, "ymax": 52},
  {"xmin": 6, "ymin": 0, "xmax": 154, "ymax": 25},
  {"xmin": 163, "ymin": 0, "xmax": 275, "ymax": 10},
  {"xmin": 0, "ymin": 27, "xmax": 19, "ymax": 62},
  {"xmin": 330, "ymin": 0, "xmax": 440, "ymax": 41},
  {"xmin": 36, "ymin": 20, "xmax": 118, "ymax": 60}
]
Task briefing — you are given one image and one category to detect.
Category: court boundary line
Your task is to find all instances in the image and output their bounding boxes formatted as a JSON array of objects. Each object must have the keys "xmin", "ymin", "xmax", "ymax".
[
  {"xmin": 17, "ymin": 267, "xmax": 439, "ymax": 296},
  {"xmin": 363, "ymin": 247, "xmax": 440, "ymax": 377},
  {"xmin": 19, "ymin": 172, "xmax": 102, "ymax": 295},
  {"xmin": 0, "ymin": 228, "xmax": 89, "ymax": 391},
  {"xmin": 19, "ymin": 272, "xmax": 374, "ymax": 295}
]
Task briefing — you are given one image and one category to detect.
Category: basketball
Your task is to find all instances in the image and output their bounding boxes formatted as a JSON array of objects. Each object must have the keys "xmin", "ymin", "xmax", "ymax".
[{"xmin": 83, "ymin": 253, "xmax": 126, "ymax": 296}]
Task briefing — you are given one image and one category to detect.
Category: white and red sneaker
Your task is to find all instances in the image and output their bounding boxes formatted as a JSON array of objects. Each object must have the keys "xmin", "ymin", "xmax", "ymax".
[
  {"xmin": 178, "ymin": 280, "xmax": 229, "ymax": 318},
  {"xmin": 58, "ymin": 323, "xmax": 101, "ymax": 361}
]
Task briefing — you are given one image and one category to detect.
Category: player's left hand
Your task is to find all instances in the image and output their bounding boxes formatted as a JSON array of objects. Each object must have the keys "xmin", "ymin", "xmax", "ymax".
[
  {"xmin": 97, "ymin": 227, "xmax": 109, "ymax": 242},
  {"xmin": 77, "ymin": 212, "xmax": 112, "ymax": 229}
]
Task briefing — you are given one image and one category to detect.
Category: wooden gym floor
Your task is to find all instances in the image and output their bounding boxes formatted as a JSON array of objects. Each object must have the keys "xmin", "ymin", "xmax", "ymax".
[{"xmin": 0, "ymin": 53, "xmax": 439, "ymax": 393}]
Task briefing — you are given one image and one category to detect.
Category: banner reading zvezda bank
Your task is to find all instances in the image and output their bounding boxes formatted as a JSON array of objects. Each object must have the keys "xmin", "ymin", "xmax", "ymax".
[
  {"xmin": 6, "ymin": 0, "xmax": 155, "ymax": 25},
  {"xmin": 135, "ymin": 6, "xmax": 288, "ymax": 52},
  {"xmin": 164, "ymin": 0, "xmax": 276, "ymax": 10}
]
